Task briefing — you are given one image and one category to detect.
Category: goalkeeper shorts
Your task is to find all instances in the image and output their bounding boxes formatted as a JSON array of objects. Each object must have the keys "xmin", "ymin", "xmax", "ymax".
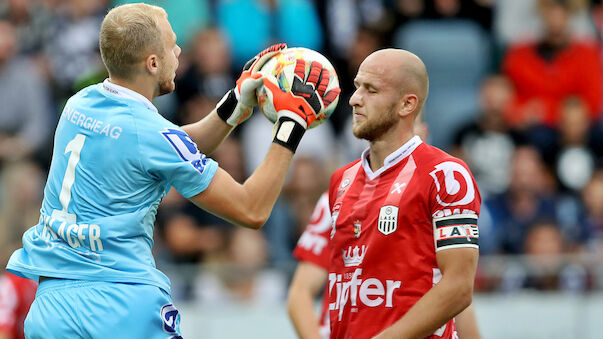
[{"xmin": 24, "ymin": 278, "xmax": 182, "ymax": 339}]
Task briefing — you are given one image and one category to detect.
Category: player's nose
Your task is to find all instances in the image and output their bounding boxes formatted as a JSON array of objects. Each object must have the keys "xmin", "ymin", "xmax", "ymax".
[{"xmin": 349, "ymin": 88, "xmax": 362, "ymax": 107}]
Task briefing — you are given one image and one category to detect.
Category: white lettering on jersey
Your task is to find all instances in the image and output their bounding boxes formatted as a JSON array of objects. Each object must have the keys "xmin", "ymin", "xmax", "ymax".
[
  {"xmin": 329, "ymin": 269, "xmax": 401, "ymax": 321},
  {"xmin": 41, "ymin": 214, "xmax": 104, "ymax": 252},
  {"xmin": 432, "ymin": 208, "xmax": 477, "ymax": 219},
  {"xmin": 63, "ymin": 105, "xmax": 122, "ymax": 139},
  {"xmin": 429, "ymin": 162, "xmax": 475, "ymax": 207}
]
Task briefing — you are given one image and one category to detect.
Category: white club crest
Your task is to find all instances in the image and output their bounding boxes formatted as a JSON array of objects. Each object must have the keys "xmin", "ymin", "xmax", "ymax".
[{"xmin": 378, "ymin": 205, "xmax": 398, "ymax": 235}]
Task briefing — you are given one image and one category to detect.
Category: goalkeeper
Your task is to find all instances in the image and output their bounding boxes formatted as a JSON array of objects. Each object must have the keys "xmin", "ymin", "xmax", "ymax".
[{"xmin": 5, "ymin": 3, "xmax": 336, "ymax": 338}]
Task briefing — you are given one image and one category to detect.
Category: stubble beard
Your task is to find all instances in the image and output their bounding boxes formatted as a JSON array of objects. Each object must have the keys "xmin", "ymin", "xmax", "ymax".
[
  {"xmin": 158, "ymin": 78, "xmax": 174, "ymax": 96},
  {"xmin": 352, "ymin": 107, "xmax": 398, "ymax": 141},
  {"xmin": 158, "ymin": 56, "xmax": 177, "ymax": 96}
]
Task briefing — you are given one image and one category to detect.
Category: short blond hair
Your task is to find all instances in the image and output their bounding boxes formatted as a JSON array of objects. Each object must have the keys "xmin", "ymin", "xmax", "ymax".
[{"xmin": 99, "ymin": 3, "xmax": 167, "ymax": 78}]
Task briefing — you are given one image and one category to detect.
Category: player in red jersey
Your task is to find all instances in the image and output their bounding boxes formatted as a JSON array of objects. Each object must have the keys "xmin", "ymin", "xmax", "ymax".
[
  {"xmin": 0, "ymin": 272, "xmax": 37, "ymax": 339},
  {"xmin": 327, "ymin": 49, "xmax": 481, "ymax": 339},
  {"xmin": 287, "ymin": 191, "xmax": 482, "ymax": 339},
  {"xmin": 288, "ymin": 192, "xmax": 331, "ymax": 339}
]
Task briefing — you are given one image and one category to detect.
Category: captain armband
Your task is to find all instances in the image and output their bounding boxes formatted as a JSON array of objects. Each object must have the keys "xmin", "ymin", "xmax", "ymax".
[{"xmin": 433, "ymin": 214, "xmax": 479, "ymax": 251}]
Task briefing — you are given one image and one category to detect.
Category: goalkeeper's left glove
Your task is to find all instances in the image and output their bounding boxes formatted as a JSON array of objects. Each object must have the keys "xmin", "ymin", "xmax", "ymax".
[
  {"xmin": 265, "ymin": 58, "xmax": 341, "ymax": 152},
  {"xmin": 216, "ymin": 43, "xmax": 288, "ymax": 126}
]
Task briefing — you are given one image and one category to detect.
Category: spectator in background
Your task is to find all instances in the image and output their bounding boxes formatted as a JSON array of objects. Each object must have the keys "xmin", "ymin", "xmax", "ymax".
[
  {"xmin": 333, "ymin": 26, "xmax": 384, "ymax": 136},
  {"xmin": 282, "ymin": 156, "xmax": 330, "ymax": 239},
  {"xmin": 194, "ymin": 227, "xmax": 286, "ymax": 306},
  {"xmin": 481, "ymin": 146, "xmax": 557, "ymax": 254},
  {"xmin": 495, "ymin": 0, "xmax": 597, "ymax": 46},
  {"xmin": 502, "ymin": 0, "xmax": 602, "ymax": 128},
  {"xmin": 258, "ymin": 155, "xmax": 332, "ymax": 270},
  {"xmin": 0, "ymin": 271, "xmax": 37, "ymax": 339},
  {"xmin": 0, "ymin": 20, "xmax": 52, "ymax": 164},
  {"xmin": 336, "ymin": 28, "xmax": 380, "ymax": 163},
  {"xmin": 0, "ymin": 0, "xmax": 56, "ymax": 56},
  {"xmin": 583, "ymin": 170, "xmax": 603, "ymax": 249},
  {"xmin": 175, "ymin": 27, "xmax": 234, "ymax": 126},
  {"xmin": 424, "ymin": 0, "xmax": 494, "ymax": 30},
  {"xmin": 452, "ymin": 74, "xmax": 517, "ymax": 196},
  {"xmin": 0, "ymin": 162, "xmax": 44, "ymax": 268},
  {"xmin": 500, "ymin": 220, "xmax": 588, "ymax": 292},
  {"xmin": 317, "ymin": 0, "xmax": 389, "ymax": 62},
  {"xmin": 216, "ymin": 0, "xmax": 322, "ymax": 69},
  {"xmin": 44, "ymin": 0, "xmax": 106, "ymax": 99},
  {"xmin": 538, "ymin": 97, "xmax": 603, "ymax": 192}
]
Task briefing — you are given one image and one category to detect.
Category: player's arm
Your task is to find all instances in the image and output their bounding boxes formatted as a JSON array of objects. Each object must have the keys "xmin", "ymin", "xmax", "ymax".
[
  {"xmin": 288, "ymin": 261, "xmax": 328, "ymax": 339},
  {"xmin": 189, "ymin": 58, "xmax": 340, "ymax": 229},
  {"xmin": 181, "ymin": 111, "xmax": 232, "ymax": 156},
  {"xmin": 372, "ymin": 247, "xmax": 478, "ymax": 339},
  {"xmin": 182, "ymin": 44, "xmax": 287, "ymax": 155},
  {"xmin": 455, "ymin": 303, "xmax": 481, "ymax": 339},
  {"xmin": 190, "ymin": 143, "xmax": 292, "ymax": 229}
]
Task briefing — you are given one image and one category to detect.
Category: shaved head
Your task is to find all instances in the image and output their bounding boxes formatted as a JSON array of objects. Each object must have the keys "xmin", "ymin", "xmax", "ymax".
[{"xmin": 362, "ymin": 49, "xmax": 429, "ymax": 113}]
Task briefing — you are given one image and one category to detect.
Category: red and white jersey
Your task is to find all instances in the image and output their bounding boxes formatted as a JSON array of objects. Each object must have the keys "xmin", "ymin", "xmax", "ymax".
[
  {"xmin": 293, "ymin": 192, "xmax": 331, "ymax": 339},
  {"xmin": 0, "ymin": 272, "xmax": 38, "ymax": 339},
  {"xmin": 327, "ymin": 136, "xmax": 480, "ymax": 339}
]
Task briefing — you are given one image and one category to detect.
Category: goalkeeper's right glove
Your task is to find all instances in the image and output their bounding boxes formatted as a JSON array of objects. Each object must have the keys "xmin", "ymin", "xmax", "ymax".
[
  {"xmin": 215, "ymin": 43, "xmax": 287, "ymax": 126},
  {"xmin": 263, "ymin": 58, "xmax": 341, "ymax": 152}
]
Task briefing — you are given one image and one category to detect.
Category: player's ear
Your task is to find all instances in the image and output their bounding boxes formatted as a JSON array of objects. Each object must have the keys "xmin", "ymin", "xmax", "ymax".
[
  {"xmin": 398, "ymin": 93, "xmax": 418, "ymax": 118},
  {"xmin": 145, "ymin": 54, "xmax": 160, "ymax": 75}
]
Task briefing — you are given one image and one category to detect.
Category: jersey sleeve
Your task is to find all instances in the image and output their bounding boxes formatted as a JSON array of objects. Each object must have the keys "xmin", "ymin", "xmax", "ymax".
[
  {"xmin": 293, "ymin": 192, "xmax": 331, "ymax": 270},
  {"xmin": 137, "ymin": 121, "xmax": 218, "ymax": 199},
  {"xmin": 428, "ymin": 158, "xmax": 481, "ymax": 252}
]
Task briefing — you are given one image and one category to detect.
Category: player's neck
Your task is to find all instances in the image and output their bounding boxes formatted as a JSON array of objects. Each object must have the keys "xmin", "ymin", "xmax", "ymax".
[
  {"xmin": 108, "ymin": 76, "xmax": 155, "ymax": 102},
  {"xmin": 368, "ymin": 127, "xmax": 414, "ymax": 171}
]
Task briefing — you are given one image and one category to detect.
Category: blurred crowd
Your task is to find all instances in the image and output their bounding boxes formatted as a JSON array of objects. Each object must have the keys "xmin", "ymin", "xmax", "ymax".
[{"xmin": 0, "ymin": 0, "xmax": 602, "ymax": 305}]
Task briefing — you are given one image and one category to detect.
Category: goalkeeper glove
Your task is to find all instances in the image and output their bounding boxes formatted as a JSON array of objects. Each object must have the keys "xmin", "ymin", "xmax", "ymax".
[
  {"xmin": 265, "ymin": 58, "xmax": 341, "ymax": 152},
  {"xmin": 216, "ymin": 43, "xmax": 288, "ymax": 126}
]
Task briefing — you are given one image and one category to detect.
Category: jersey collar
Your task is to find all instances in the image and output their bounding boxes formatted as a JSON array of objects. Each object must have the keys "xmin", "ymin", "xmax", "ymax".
[
  {"xmin": 101, "ymin": 78, "xmax": 158, "ymax": 113},
  {"xmin": 361, "ymin": 135, "xmax": 422, "ymax": 180}
]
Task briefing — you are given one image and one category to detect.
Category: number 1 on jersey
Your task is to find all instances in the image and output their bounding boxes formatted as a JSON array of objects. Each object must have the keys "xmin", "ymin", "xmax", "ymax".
[{"xmin": 52, "ymin": 134, "xmax": 86, "ymax": 223}]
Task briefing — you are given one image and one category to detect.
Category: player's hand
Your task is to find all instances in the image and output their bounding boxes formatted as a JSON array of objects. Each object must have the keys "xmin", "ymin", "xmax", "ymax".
[
  {"xmin": 215, "ymin": 43, "xmax": 287, "ymax": 126},
  {"xmin": 267, "ymin": 59, "xmax": 341, "ymax": 152},
  {"xmin": 264, "ymin": 58, "xmax": 340, "ymax": 129}
]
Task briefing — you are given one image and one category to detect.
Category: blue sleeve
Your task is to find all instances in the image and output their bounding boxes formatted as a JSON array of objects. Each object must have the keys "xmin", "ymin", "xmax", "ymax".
[{"xmin": 137, "ymin": 120, "xmax": 218, "ymax": 198}]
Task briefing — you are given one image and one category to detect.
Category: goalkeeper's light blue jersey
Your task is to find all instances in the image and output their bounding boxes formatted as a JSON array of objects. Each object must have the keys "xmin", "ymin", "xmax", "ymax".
[{"xmin": 7, "ymin": 80, "xmax": 218, "ymax": 293}]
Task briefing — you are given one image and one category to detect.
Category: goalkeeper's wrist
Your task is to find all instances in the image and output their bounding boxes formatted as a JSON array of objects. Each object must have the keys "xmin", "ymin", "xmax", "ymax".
[
  {"xmin": 272, "ymin": 115, "xmax": 306, "ymax": 153},
  {"xmin": 215, "ymin": 89, "xmax": 238, "ymax": 126}
]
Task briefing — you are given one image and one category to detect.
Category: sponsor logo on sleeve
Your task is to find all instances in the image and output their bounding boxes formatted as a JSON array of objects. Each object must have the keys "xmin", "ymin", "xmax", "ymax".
[
  {"xmin": 429, "ymin": 161, "xmax": 475, "ymax": 207},
  {"xmin": 160, "ymin": 128, "xmax": 207, "ymax": 175},
  {"xmin": 160, "ymin": 304, "xmax": 180, "ymax": 334}
]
